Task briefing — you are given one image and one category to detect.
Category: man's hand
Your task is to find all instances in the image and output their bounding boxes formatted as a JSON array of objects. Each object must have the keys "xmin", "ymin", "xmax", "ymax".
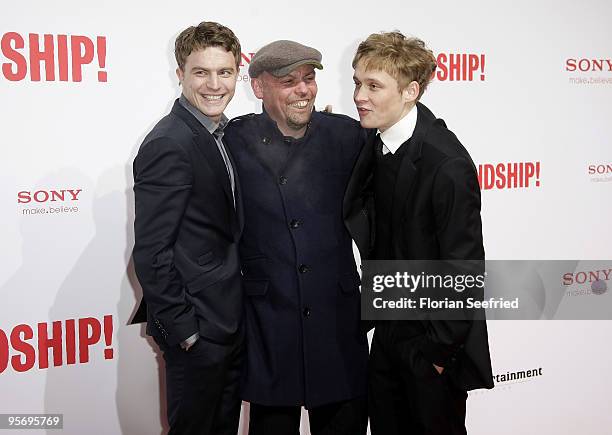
[{"xmin": 433, "ymin": 364, "xmax": 444, "ymax": 375}]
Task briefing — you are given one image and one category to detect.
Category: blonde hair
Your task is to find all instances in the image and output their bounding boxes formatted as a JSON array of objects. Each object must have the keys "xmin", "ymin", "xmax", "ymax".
[{"xmin": 352, "ymin": 31, "xmax": 437, "ymax": 99}]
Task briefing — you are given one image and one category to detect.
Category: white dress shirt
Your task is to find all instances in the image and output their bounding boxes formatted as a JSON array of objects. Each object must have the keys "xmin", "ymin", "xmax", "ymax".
[{"xmin": 378, "ymin": 104, "xmax": 418, "ymax": 155}]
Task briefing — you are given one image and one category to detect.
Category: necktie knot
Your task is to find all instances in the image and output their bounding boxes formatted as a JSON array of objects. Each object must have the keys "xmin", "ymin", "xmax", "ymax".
[
  {"xmin": 375, "ymin": 134, "xmax": 385, "ymax": 158},
  {"xmin": 213, "ymin": 128, "xmax": 224, "ymax": 140}
]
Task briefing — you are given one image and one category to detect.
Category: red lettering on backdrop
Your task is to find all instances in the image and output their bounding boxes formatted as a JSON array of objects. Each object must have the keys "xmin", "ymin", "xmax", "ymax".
[
  {"xmin": 65, "ymin": 319, "xmax": 76, "ymax": 365},
  {"xmin": 57, "ymin": 34, "xmax": 69, "ymax": 81},
  {"xmin": 70, "ymin": 35, "xmax": 94, "ymax": 82},
  {"xmin": 477, "ymin": 162, "xmax": 541, "ymax": 190},
  {"xmin": 436, "ymin": 53, "xmax": 486, "ymax": 81},
  {"xmin": 50, "ymin": 190, "xmax": 65, "ymax": 202},
  {"xmin": 97, "ymin": 36, "xmax": 107, "ymax": 82},
  {"xmin": 0, "ymin": 330, "xmax": 9, "ymax": 373},
  {"xmin": 78, "ymin": 317, "xmax": 101, "ymax": 363},
  {"xmin": 29, "ymin": 33, "xmax": 55, "ymax": 81},
  {"xmin": 38, "ymin": 321, "xmax": 63, "ymax": 369},
  {"xmin": 1, "ymin": 32, "xmax": 27, "ymax": 81},
  {"xmin": 17, "ymin": 189, "xmax": 83, "ymax": 204},
  {"xmin": 33, "ymin": 190, "xmax": 49, "ymax": 202},
  {"xmin": 0, "ymin": 32, "xmax": 108, "ymax": 82},
  {"xmin": 17, "ymin": 191, "xmax": 30, "ymax": 204},
  {"xmin": 239, "ymin": 52, "xmax": 255, "ymax": 67},
  {"xmin": 0, "ymin": 315, "xmax": 114, "ymax": 374},
  {"xmin": 11, "ymin": 324, "xmax": 36, "ymax": 372}
]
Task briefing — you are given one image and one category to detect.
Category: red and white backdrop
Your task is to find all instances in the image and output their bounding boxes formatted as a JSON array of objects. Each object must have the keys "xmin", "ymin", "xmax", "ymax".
[{"xmin": 2, "ymin": 1, "xmax": 611, "ymax": 434}]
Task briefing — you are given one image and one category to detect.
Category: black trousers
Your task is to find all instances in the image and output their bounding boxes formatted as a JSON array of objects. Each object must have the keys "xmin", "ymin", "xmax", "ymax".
[
  {"xmin": 369, "ymin": 324, "xmax": 468, "ymax": 435},
  {"xmin": 248, "ymin": 397, "xmax": 367, "ymax": 435},
  {"xmin": 155, "ymin": 334, "xmax": 243, "ymax": 435}
]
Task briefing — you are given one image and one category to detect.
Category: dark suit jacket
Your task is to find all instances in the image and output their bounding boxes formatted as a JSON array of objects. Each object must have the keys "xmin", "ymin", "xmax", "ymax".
[
  {"xmin": 343, "ymin": 102, "xmax": 494, "ymax": 391},
  {"xmin": 224, "ymin": 110, "xmax": 369, "ymax": 408},
  {"xmin": 131, "ymin": 100, "xmax": 243, "ymax": 346}
]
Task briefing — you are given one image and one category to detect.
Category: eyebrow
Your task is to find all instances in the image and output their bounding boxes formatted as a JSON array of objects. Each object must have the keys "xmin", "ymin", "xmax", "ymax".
[
  {"xmin": 190, "ymin": 66, "xmax": 236, "ymax": 72},
  {"xmin": 358, "ymin": 76, "xmax": 383, "ymax": 84},
  {"xmin": 280, "ymin": 72, "xmax": 315, "ymax": 81}
]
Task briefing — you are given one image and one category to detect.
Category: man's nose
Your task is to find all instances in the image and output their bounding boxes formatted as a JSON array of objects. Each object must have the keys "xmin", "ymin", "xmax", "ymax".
[
  {"xmin": 295, "ymin": 80, "xmax": 308, "ymax": 95},
  {"xmin": 354, "ymin": 86, "xmax": 367, "ymax": 102},
  {"xmin": 207, "ymin": 74, "xmax": 220, "ymax": 90}
]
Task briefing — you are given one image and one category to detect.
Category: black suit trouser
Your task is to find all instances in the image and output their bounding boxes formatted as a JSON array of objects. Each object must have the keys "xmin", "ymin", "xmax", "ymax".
[
  {"xmin": 155, "ymin": 334, "xmax": 243, "ymax": 435},
  {"xmin": 248, "ymin": 397, "xmax": 367, "ymax": 435},
  {"xmin": 369, "ymin": 322, "xmax": 468, "ymax": 435}
]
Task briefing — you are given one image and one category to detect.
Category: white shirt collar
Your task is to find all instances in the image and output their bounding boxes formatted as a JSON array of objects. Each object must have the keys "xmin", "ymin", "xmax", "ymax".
[{"xmin": 377, "ymin": 104, "xmax": 418, "ymax": 155}]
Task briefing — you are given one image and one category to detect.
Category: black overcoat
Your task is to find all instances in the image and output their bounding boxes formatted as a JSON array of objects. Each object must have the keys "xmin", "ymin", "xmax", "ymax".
[
  {"xmin": 225, "ymin": 110, "xmax": 369, "ymax": 408},
  {"xmin": 343, "ymin": 102, "xmax": 494, "ymax": 391}
]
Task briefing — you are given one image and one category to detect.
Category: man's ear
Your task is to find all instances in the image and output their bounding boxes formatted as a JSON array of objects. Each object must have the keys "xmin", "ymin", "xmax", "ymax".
[
  {"xmin": 402, "ymin": 80, "xmax": 420, "ymax": 104},
  {"xmin": 176, "ymin": 67, "xmax": 184, "ymax": 86},
  {"xmin": 251, "ymin": 77, "xmax": 264, "ymax": 100}
]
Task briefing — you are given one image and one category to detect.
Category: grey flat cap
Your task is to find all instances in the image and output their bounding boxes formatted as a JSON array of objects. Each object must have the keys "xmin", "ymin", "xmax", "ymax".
[{"xmin": 248, "ymin": 40, "xmax": 323, "ymax": 78}]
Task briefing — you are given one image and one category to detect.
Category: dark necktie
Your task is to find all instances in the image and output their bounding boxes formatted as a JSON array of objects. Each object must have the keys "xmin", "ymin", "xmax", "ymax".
[
  {"xmin": 374, "ymin": 133, "xmax": 385, "ymax": 160},
  {"xmin": 212, "ymin": 128, "xmax": 236, "ymax": 208}
]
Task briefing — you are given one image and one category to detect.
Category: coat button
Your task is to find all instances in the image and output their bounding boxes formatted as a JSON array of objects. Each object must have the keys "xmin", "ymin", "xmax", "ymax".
[
  {"xmin": 299, "ymin": 264, "xmax": 309, "ymax": 274},
  {"xmin": 262, "ymin": 137, "xmax": 270, "ymax": 144},
  {"xmin": 303, "ymin": 307, "xmax": 311, "ymax": 317},
  {"xmin": 289, "ymin": 219, "xmax": 301, "ymax": 229},
  {"xmin": 278, "ymin": 176, "xmax": 288, "ymax": 185}
]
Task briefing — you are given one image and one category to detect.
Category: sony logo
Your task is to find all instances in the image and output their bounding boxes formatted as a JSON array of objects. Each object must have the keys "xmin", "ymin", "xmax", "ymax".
[
  {"xmin": 565, "ymin": 58, "xmax": 612, "ymax": 72},
  {"xmin": 239, "ymin": 52, "xmax": 255, "ymax": 67},
  {"xmin": 17, "ymin": 189, "xmax": 82, "ymax": 204},
  {"xmin": 588, "ymin": 164, "xmax": 612, "ymax": 175},
  {"xmin": 562, "ymin": 269, "xmax": 611, "ymax": 286}
]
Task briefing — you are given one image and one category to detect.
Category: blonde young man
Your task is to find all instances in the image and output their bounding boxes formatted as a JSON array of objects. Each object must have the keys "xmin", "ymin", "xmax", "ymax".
[
  {"xmin": 132, "ymin": 22, "xmax": 244, "ymax": 435},
  {"xmin": 343, "ymin": 32, "xmax": 494, "ymax": 435}
]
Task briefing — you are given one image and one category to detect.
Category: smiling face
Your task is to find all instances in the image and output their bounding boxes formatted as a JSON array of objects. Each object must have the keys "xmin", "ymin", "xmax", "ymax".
[
  {"xmin": 353, "ymin": 59, "xmax": 418, "ymax": 132},
  {"xmin": 252, "ymin": 64, "xmax": 318, "ymax": 138},
  {"xmin": 176, "ymin": 46, "xmax": 238, "ymax": 123}
]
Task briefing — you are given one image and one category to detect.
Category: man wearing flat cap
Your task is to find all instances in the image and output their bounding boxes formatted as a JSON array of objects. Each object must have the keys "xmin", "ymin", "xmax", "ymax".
[{"xmin": 224, "ymin": 40, "xmax": 368, "ymax": 435}]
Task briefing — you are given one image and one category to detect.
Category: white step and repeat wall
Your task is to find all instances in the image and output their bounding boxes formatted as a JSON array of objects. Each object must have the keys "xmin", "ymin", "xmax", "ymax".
[{"xmin": 2, "ymin": 1, "xmax": 611, "ymax": 434}]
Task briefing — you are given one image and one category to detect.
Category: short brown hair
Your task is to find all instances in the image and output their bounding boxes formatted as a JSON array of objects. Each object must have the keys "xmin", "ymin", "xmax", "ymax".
[
  {"xmin": 352, "ymin": 31, "xmax": 437, "ymax": 99},
  {"xmin": 175, "ymin": 21, "xmax": 241, "ymax": 70}
]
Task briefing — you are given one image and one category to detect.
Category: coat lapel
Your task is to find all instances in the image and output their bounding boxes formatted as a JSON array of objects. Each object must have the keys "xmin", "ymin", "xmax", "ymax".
[
  {"xmin": 226, "ymin": 147, "xmax": 244, "ymax": 236},
  {"xmin": 343, "ymin": 130, "xmax": 377, "ymax": 257},
  {"xmin": 390, "ymin": 103, "xmax": 435, "ymax": 235},
  {"xmin": 171, "ymin": 101, "xmax": 234, "ymax": 209}
]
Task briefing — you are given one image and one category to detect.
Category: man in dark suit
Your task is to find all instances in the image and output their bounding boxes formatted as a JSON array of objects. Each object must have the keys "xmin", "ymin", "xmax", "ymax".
[
  {"xmin": 224, "ymin": 40, "xmax": 368, "ymax": 435},
  {"xmin": 344, "ymin": 32, "xmax": 494, "ymax": 435},
  {"xmin": 131, "ymin": 22, "xmax": 244, "ymax": 435}
]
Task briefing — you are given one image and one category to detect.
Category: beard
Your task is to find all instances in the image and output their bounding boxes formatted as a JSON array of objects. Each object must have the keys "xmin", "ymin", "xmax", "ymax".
[{"xmin": 286, "ymin": 109, "xmax": 312, "ymax": 131}]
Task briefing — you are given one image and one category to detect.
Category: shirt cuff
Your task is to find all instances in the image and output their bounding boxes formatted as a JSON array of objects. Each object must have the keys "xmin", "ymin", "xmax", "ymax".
[{"xmin": 180, "ymin": 333, "xmax": 199, "ymax": 351}]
